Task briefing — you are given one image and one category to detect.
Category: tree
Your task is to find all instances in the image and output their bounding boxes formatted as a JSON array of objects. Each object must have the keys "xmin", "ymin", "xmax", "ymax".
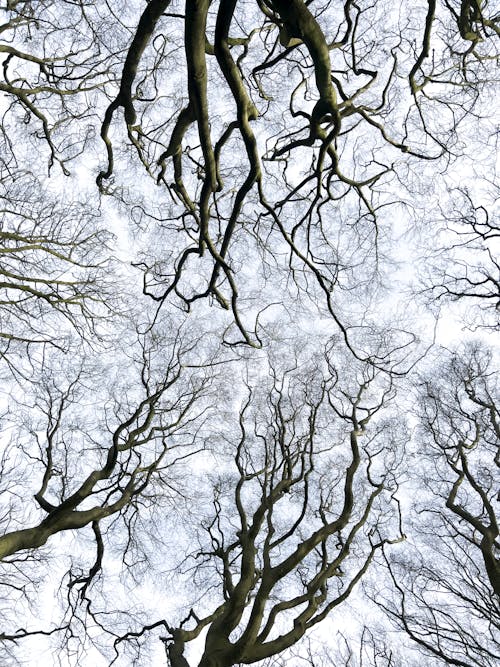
[
  {"xmin": 4, "ymin": 1, "xmax": 497, "ymax": 353},
  {"xmin": 0, "ymin": 170, "xmax": 115, "ymax": 372},
  {"xmin": 421, "ymin": 186, "xmax": 500, "ymax": 332},
  {"xmin": 375, "ymin": 344, "xmax": 499, "ymax": 666},
  {"xmin": 152, "ymin": 350, "xmax": 405, "ymax": 667},
  {"xmin": 0, "ymin": 319, "xmax": 224, "ymax": 667},
  {"xmin": 0, "ymin": 1, "xmax": 498, "ymax": 665},
  {"xmin": 92, "ymin": 0, "xmax": 498, "ymax": 354}
]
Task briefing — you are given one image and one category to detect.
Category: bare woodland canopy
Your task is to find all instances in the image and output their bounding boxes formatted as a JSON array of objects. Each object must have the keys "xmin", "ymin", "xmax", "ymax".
[{"xmin": 0, "ymin": 1, "xmax": 498, "ymax": 665}]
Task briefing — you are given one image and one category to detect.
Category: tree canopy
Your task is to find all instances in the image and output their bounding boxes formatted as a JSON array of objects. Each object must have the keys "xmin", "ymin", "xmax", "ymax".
[{"xmin": 0, "ymin": 2, "xmax": 498, "ymax": 666}]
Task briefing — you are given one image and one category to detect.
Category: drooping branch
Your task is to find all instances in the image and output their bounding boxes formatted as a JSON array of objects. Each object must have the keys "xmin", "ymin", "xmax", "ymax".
[{"xmin": 97, "ymin": 0, "xmax": 172, "ymax": 188}]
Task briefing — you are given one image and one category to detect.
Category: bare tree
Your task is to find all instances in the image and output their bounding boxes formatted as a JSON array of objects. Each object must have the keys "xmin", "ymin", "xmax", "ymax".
[
  {"xmin": 91, "ymin": 0, "xmax": 498, "ymax": 353},
  {"xmin": 376, "ymin": 344, "xmax": 499, "ymax": 666},
  {"xmin": 0, "ymin": 1, "xmax": 498, "ymax": 665},
  {"xmin": 0, "ymin": 0, "xmax": 131, "ymax": 174},
  {"xmin": 0, "ymin": 322, "xmax": 219, "ymax": 663},
  {"xmin": 2, "ymin": 1, "xmax": 497, "ymax": 349},
  {"xmin": 0, "ymin": 170, "xmax": 117, "ymax": 374},
  {"xmin": 94, "ymin": 347, "xmax": 407, "ymax": 666},
  {"xmin": 421, "ymin": 187, "xmax": 500, "ymax": 332}
]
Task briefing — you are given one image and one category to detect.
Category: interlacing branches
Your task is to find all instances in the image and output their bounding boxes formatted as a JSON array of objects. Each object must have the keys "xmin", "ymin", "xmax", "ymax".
[
  {"xmin": 420, "ymin": 346, "xmax": 499, "ymax": 597},
  {"xmin": 91, "ymin": 1, "xmax": 498, "ymax": 356},
  {"xmin": 0, "ymin": 2, "xmax": 498, "ymax": 665},
  {"xmin": 422, "ymin": 186, "xmax": 500, "ymax": 331},
  {"xmin": 0, "ymin": 330, "xmax": 213, "ymax": 562},
  {"xmin": 0, "ymin": 171, "xmax": 115, "ymax": 366},
  {"xmin": 0, "ymin": 0, "xmax": 125, "ymax": 173},
  {"xmin": 376, "ymin": 344, "xmax": 499, "ymax": 666},
  {"xmin": 112, "ymin": 354, "xmax": 406, "ymax": 666}
]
